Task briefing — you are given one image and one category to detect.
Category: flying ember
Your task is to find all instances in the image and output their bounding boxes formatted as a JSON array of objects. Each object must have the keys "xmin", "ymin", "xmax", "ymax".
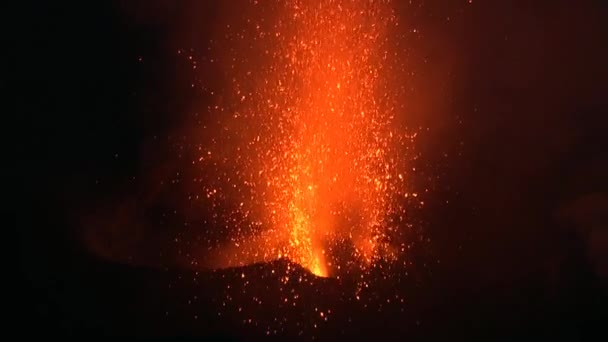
[{"xmin": 197, "ymin": 0, "xmax": 414, "ymax": 279}]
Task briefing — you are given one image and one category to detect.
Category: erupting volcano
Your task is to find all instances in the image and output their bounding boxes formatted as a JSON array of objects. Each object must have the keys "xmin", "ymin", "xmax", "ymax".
[
  {"xmin": 24, "ymin": 0, "xmax": 608, "ymax": 339},
  {"xmin": 196, "ymin": 0, "xmax": 415, "ymax": 278}
]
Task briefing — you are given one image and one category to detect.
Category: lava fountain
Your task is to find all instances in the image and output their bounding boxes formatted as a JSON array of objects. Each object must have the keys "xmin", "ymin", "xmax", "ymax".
[{"xmin": 197, "ymin": 0, "xmax": 414, "ymax": 278}]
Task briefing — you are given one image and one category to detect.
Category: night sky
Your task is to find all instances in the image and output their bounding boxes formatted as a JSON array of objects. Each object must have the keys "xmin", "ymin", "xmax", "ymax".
[{"xmin": 12, "ymin": 0, "xmax": 607, "ymax": 340}]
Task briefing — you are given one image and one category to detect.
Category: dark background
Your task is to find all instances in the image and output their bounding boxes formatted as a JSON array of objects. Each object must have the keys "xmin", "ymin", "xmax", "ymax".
[{"xmin": 10, "ymin": 0, "xmax": 607, "ymax": 340}]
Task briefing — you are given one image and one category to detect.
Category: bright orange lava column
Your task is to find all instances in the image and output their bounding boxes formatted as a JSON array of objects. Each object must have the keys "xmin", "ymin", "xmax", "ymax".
[{"xmin": 202, "ymin": 0, "xmax": 411, "ymax": 278}]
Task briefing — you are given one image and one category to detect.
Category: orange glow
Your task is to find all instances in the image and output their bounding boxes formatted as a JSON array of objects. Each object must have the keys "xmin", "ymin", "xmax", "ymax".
[{"xmin": 199, "ymin": 0, "xmax": 414, "ymax": 278}]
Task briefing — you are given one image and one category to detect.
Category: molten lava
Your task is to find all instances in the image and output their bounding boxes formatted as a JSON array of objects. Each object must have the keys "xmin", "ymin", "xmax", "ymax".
[{"xmin": 198, "ymin": 0, "xmax": 413, "ymax": 278}]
